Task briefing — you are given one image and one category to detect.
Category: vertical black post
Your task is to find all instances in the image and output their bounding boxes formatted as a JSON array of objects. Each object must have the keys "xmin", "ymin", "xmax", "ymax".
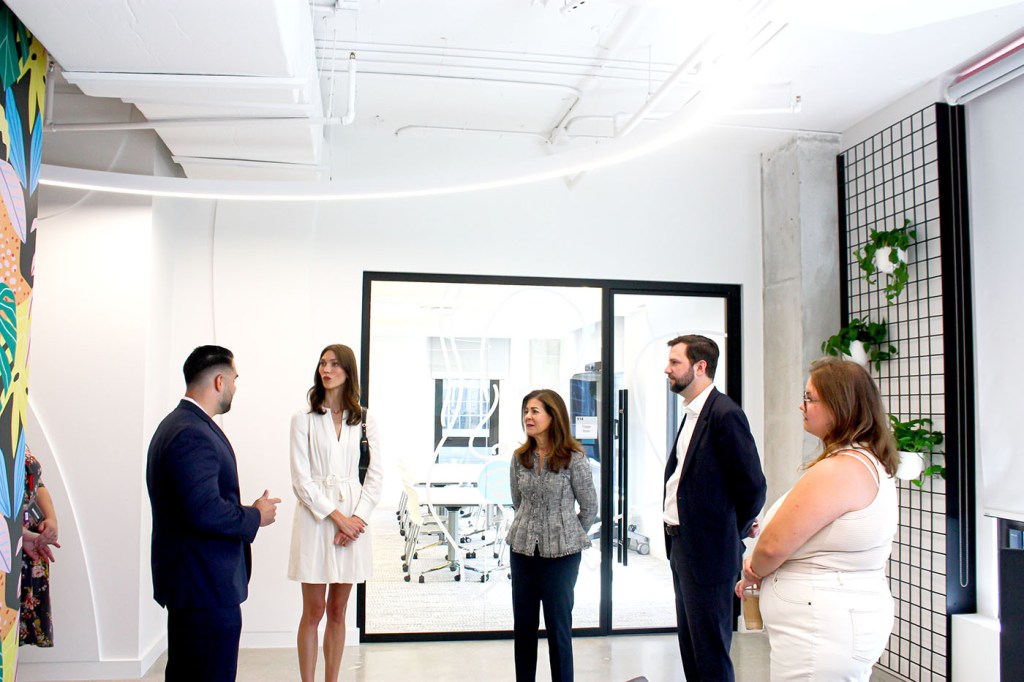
[
  {"xmin": 356, "ymin": 271, "xmax": 373, "ymax": 639},
  {"xmin": 599, "ymin": 287, "xmax": 614, "ymax": 632},
  {"xmin": 836, "ymin": 155, "xmax": 850, "ymax": 323},
  {"xmin": 934, "ymin": 103, "xmax": 978, "ymax": 676},
  {"xmin": 724, "ymin": 285, "xmax": 743, "ymax": 406}
]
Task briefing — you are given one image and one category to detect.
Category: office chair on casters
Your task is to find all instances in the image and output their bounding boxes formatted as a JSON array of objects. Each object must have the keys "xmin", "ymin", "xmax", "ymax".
[
  {"xmin": 462, "ymin": 458, "xmax": 514, "ymax": 583},
  {"xmin": 399, "ymin": 483, "xmax": 447, "ymax": 582}
]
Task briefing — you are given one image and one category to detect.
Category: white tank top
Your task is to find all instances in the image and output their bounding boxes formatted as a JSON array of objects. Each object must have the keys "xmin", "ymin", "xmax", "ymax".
[{"xmin": 763, "ymin": 446, "xmax": 897, "ymax": 573}]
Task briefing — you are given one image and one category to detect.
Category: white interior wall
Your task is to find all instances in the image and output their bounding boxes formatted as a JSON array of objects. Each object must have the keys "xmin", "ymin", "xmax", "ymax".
[
  {"xmin": 25, "ymin": 132, "xmax": 764, "ymax": 677},
  {"xmin": 23, "ymin": 196, "xmax": 155, "ymax": 679}
]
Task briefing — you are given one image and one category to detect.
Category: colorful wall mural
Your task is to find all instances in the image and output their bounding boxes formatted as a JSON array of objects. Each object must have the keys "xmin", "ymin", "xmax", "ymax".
[{"xmin": 0, "ymin": 2, "xmax": 43, "ymax": 678}]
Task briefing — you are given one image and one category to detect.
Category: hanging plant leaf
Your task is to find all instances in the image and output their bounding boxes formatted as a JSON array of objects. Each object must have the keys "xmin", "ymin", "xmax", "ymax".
[
  {"xmin": 821, "ymin": 317, "xmax": 897, "ymax": 370},
  {"xmin": 4, "ymin": 87, "xmax": 26, "ymax": 187},
  {"xmin": 854, "ymin": 218, "xmax": 916, "ymax": 302}
]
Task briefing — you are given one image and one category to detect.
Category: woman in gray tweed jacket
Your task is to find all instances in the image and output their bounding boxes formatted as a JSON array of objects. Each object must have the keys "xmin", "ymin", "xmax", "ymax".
[{"xmin": 506, "ymin": 389, "xmax": 598, "ymax": 682}]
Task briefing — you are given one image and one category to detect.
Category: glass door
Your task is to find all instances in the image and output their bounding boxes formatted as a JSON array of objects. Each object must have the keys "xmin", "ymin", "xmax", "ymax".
[
  {"xmin": 608, "ymin": 292, "xmax": 729, "ymax": 631},
  {"xmin": 362, "ymin": 278, "xmax": 603, "ymax": 637}
]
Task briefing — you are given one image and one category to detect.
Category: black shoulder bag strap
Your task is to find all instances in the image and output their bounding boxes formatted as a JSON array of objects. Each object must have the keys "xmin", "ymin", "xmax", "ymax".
[{"xmin": 358, "ymin": 407, "xmax": 370, "ymax": 485}]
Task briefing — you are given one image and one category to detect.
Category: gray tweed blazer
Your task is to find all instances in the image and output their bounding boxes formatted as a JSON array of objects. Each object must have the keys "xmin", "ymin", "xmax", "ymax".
[{"xmin": 506, "ymin": 450, "xmax": 598, "ymax": 558}]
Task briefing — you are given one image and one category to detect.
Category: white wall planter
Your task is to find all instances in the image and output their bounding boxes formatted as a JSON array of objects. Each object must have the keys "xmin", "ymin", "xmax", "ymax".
[
  {"xmin": 843, "ymin": 340, "xmax": 870, "ymax": 368},
  {"xmin": 873, "ymin": 246, "xmax": 907, "ymax": 275},
  {"xmin": 895, "ymin": 450, "xmax": 925, "ymax": 480}
]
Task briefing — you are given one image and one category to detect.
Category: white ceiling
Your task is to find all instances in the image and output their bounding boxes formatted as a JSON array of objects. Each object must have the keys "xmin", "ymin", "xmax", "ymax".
[{"xmin": 10, "ymin": 0, "xmax": 1024, "ymax": 184}]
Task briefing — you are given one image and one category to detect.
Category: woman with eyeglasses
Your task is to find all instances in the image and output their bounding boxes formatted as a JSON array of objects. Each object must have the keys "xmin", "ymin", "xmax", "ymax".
[
  {"xmin": 506, "ymin": 389, "xmax": 598, "ymax": 682},
  {"xmin": 735, "ymin": 357, "xmax": 898, "ymax": 681}
]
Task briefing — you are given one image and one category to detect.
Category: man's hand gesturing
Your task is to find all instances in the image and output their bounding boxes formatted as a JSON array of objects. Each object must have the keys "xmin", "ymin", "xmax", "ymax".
[{"xmin": 253, "ymin": 489, "xmax": 282, "ymax": 527}]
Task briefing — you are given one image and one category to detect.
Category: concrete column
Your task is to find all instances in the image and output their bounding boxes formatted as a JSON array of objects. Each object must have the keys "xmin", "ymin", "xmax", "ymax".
[{"xmin": 761, "ymin": 133, "xmax": 841, "ymax": 507}]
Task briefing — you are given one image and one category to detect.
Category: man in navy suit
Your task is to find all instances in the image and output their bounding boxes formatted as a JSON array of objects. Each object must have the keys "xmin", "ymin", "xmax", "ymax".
[
  {"xmin": 147, "ymin": 345, "xmax": 280, "ymax": 681},
  {"xmin": 662, "ymin": 335, "xmax": 766, "ymax": 681}
]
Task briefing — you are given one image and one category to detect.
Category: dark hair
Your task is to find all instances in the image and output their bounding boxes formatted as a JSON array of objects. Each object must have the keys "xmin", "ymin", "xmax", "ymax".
[
  {"xmin": 514, "ymin": 389, "xmax": 582, "ymax": 473},
  {"xmin": 666, "ymin": 334, "xmax": 719, "ymax": 379},
  {"xmin": 807, "ymin": 357, "xmax": 898, "ymax": 477},
  {"xmin": 183, "ymin": 345, "xmax": 234, "ymax": 387},
  {"xmin": 308, "ymin": 344, "xmax": 362, "ymax": 426}
]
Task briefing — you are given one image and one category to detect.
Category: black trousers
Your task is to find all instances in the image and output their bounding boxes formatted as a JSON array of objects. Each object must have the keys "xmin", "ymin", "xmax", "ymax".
[
  {"xmin": 166, "ymin": 605, "xmax": 243, "ymax": 682},
  {"xmin": 510, "ymin": 550, "xmax": 582, "ymax": 682},
  {"xmin": 668, "ymin": 537, "xmax": 736, "ymax": 682}
]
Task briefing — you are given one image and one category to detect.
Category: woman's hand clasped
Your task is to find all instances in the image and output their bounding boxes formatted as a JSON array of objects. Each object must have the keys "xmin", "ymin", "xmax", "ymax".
[
  {"xmin": 734, "ymin": 555, "xmax": 762, "ymax": 599},
  {"xmin": 329, "ymin": 511, "xmax": 366, "ymax": 546}
]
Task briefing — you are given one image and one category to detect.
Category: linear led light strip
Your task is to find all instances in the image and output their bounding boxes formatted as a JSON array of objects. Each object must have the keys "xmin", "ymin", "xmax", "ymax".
[{"xmin": 946, "ymin": 32, "xmax": 1024, "ymax": 104}]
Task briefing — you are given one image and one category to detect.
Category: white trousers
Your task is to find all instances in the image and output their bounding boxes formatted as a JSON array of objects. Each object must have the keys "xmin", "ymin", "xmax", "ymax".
[{"xmin": 759, "ymin": 568, "xmax": 894, "ymax": 681}]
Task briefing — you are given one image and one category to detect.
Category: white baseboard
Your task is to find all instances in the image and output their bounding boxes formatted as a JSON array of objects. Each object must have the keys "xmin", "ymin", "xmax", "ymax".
[
  {"xmin": 16, "ymin": 629, "xmax": 362, "ymax": 681},
  {"xmin": 240, "ymin": 627, "xmax": 361, "ymax": 649},
  {"xmin": 18, "ymin": 659, "xmax": 150, "ymax": 682}
]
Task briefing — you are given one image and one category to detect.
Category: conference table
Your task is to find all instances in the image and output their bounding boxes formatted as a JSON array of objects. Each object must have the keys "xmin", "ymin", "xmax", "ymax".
[{"xmin": 411, "ymin": 482, "xmax": 497, "ymax": 582}]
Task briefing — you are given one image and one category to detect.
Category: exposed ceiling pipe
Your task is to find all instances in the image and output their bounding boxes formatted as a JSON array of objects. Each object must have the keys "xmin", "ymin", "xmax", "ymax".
[
  {"xmin": 394, "ymin": 125, "xmax": 550, "ymax": 141},
  {"xmin": 615, "ymin": 34, "xmax": 713, "ymax": 140},
  {"xmin": 341, "ymin": 52, "xmax": 357, "ymax": 125},
  {"xmin": 547, "ymin": 5, "xmax": 643, "ymax": 143},
  {"xmin": 44, "ymin": 58, "xmax": 56, "ymax": 126}
]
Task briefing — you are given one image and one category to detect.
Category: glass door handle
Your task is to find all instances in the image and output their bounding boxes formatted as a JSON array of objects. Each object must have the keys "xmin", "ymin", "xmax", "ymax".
[{"xmin": 617, "ymin": 389, "xmax": 629, "ymax": 566}]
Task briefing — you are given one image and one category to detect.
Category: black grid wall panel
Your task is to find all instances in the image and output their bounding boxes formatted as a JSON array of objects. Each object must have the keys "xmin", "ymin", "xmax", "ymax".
[{"xmin": 840, "ymin": 105, "xmax": 947, "ymax": 682}]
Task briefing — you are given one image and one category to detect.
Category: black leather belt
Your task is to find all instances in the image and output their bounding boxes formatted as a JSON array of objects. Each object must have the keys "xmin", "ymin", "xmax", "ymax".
[{"xmin": 665, "ymin": 524, "xmax": 680, "ymax": 537}]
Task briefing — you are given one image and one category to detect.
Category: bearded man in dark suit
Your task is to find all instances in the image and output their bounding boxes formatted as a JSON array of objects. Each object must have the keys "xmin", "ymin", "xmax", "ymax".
[
  {"xmin": 146, "ymin": 345, "xmax": 280, "ymax": 681},
  {"xmin": 662, "ymin": 334, "xmax": 766, "ymax": 681}
]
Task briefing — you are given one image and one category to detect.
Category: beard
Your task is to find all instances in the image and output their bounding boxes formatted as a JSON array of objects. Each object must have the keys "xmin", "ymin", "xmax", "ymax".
[
  {"xmin": 219, "ymin": 391, "xmax": 234, "ymax": 414},
  {"xmin": 669, "ymin": 367, "xmax": 694, "ymax": 395}
]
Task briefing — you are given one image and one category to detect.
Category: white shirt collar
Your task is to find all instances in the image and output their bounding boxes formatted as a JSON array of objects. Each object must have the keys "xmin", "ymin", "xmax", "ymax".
[
  {"xmin": 682, "ymin": 381, "xmax": 715, "ymax": 417},
  {"xmin": 182, "ymin": 396, "xmax": 212, "ymax": 417}
]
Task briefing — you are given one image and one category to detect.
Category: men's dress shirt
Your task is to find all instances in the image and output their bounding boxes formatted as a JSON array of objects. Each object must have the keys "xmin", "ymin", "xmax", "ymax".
[{"xmin": 663, "ymin": 381, "xmax": 715, "ymax": 526}]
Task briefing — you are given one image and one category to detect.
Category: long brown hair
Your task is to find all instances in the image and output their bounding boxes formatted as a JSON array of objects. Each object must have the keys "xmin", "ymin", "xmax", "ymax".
[
  {"xmin": 806, "ymin": 357, "xmax": 898, "ymax": 477},
  {"xmin": 307, "ymin": 344, "xmax": 362, "ymax": 426},
  {"xmin": 514, "ymin": 389, "xmax": 582, "ymax": 473}
]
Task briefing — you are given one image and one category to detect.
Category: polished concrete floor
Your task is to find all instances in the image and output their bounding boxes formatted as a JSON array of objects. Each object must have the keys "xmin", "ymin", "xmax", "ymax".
[{"xmin": 93, "ymin": 632, "xmax": 903, "ymax": 682}]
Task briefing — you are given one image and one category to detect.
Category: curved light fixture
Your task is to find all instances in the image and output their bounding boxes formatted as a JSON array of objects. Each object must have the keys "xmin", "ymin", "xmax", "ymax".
[{"xmin": 40, "ymin": 1, "xmax": 781, "ymax": 202}]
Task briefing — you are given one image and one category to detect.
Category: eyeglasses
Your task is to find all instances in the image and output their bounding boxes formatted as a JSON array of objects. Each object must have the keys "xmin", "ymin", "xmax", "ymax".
[{"xmin": 802, "ymin": 391, "xmax": 820, "ymax": 409}]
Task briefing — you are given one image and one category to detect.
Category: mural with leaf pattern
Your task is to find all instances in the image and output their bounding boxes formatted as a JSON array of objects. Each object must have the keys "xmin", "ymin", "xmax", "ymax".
[{"xmin": 0, "ymin": 3, "xmax": 43, "ymax": 678}]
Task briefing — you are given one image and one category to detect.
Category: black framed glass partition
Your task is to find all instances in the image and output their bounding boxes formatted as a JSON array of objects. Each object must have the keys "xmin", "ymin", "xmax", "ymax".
[{"xmin": 357, "ymin": 272, "xmax": 742, "ymax": 641}]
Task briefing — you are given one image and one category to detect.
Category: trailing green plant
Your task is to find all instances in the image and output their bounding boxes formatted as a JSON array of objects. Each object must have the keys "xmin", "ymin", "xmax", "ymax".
[
  {"xmin": 855, "ymin": 218, "xmax": 916, "ymax": 303},
  {"xmin": 889, "ymin": 414, "xmax": 945, "ymax": 487},
  {"xmin": 820, "ymin": 317, "xmax": 897, "ymax": 370}
]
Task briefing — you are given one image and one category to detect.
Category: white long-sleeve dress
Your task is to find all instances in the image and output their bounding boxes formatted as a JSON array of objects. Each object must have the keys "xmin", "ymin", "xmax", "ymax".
[{"xmin": 287, "ymin": 408, "xmax": 383, "ymax": 584}]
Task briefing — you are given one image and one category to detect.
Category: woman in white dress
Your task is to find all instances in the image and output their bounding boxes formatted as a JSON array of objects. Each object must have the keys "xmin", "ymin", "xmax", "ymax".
[{"xmin": 289, "ymin": 343, "xmax": 383, "ymax": 682}]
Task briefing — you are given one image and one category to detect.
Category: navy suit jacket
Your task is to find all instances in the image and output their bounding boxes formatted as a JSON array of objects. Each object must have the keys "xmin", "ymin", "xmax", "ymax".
[
  {"xmin": 146, "ymin": 400, "xmax": 261, "ymax": 609},
  {"xmin": 664, "ymin": 387, "xmax": 767, "ymax": 586}
]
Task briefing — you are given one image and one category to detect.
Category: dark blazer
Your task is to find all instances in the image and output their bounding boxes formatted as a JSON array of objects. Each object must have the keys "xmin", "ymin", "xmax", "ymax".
[
  {"xmin": 146, "ymin": 400, "xmax": 261, "ymax": 609},
  {"xmin": 664, "ymin": 387, "xmax": 766, "ymax": 585}
]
